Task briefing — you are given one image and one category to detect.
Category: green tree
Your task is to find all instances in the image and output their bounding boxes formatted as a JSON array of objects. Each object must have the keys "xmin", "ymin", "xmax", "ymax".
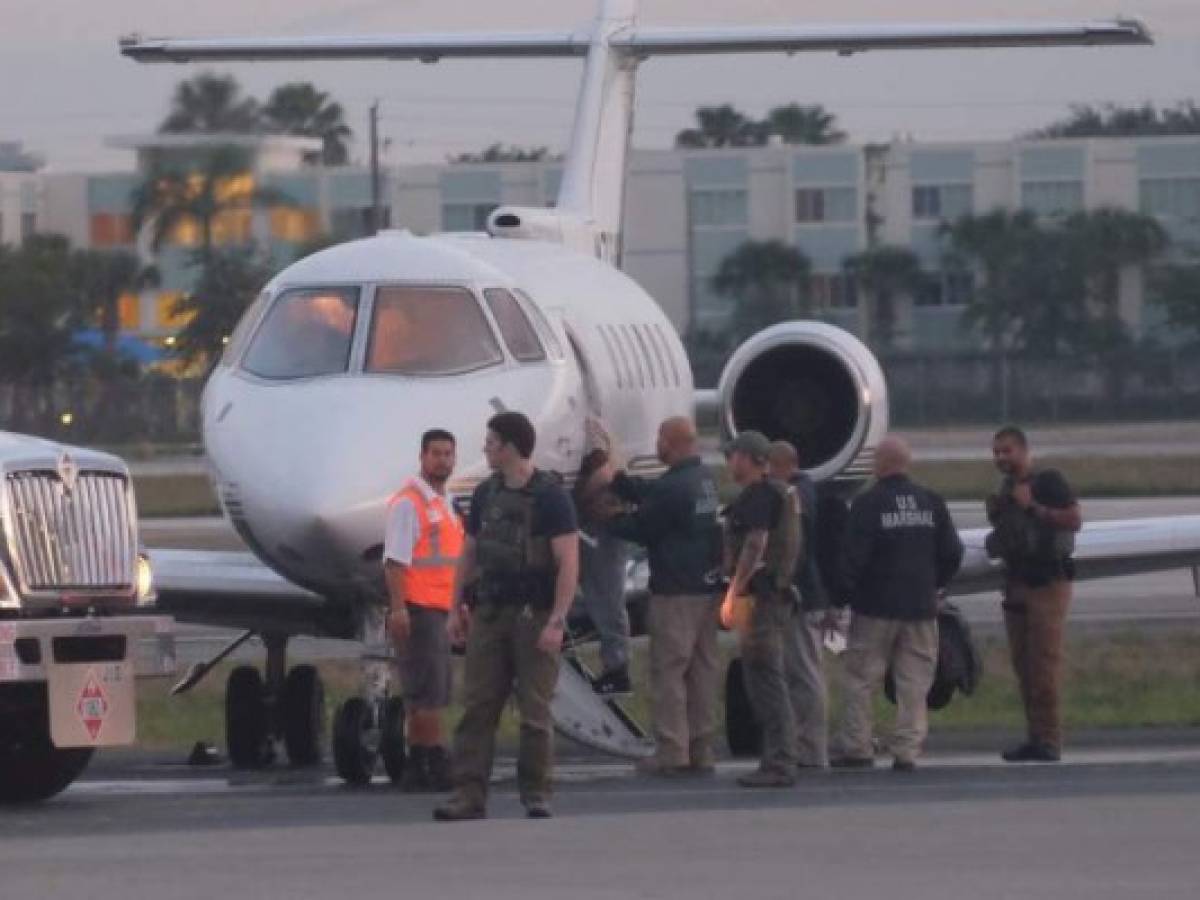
[
  {"xmin": 451, "ymin": 144, "xmax": 554, "ymax": 163},
  {"xmin": 261, "ymin": 83, "xmax": 353, "ymax": 165},
  {"xmin": 1033, "ymin": 101, "xmax": 1200, "ymax": 139},
  {"xmin": 676, "ymin": 105, "xmax": 766, "ymax": 149},
  {"xmin": 159, "ymin": 73, "xmax": 261, "ymax": 133},
  {"xmin": 712, "ymin": 240, "xmax": 811, "ymax": 339},
  {"xmin": 131, "ymin": 145, "xmax": 289, "ymax": 266},
  {"xmin": 170, "ymin": 246, "xmax": 274, "ymax": 368},
  {"xmin": 1149, "ymin": 262, "xmax": 1200, "ymax": 338},
  {"xmin": 0, "ymin": 235, "xmax": 84, "ymax": 387},
  {"xmin": 842, "ymin": 245, "xmax": 925, "ymax": 350},
  {"xmin": 765, "ymin": 104, "xmax": 845, "ymax": 145},
  {"xmin": 69, "ymin": 249, "xmax": 158, "ymax": 354}
]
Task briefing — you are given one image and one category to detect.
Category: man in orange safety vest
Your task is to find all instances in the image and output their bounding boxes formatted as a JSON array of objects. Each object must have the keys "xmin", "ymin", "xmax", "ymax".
[{"xmin": 384, "ymin": 428, "xmax": 464, "ymax": 791}]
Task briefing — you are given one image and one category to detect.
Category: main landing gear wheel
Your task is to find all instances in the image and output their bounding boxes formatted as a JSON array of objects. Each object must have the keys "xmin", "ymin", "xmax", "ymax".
[
  {"xmin": 226, "ymin": 665, "xmax": 273, "ymax": 769},
  {"xmin": 379, "ymin": 696, "xmax": 407, "ymax": 784},
  {"xmin": 282, "ymin": 664, "xmax": 326, "ymax": 767},
  {"xmin": 0, "ymin": 711, "xmax": 93, "ymax": 804},
  {"xmin": 724, "ymin": 657, "xmax": 763, "ymax": 759},
  {"xmin": 333, "ymin": 697, "xmax": 378, "ymax": 786}
]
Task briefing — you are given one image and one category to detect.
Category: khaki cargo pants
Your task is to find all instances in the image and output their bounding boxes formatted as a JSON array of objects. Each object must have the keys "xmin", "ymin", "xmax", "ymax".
[
  {"xmin": 449, "ymin": 603, "xmax": 559, "ymax": 809},
  {"xmin": 1003, "ymin": 578, "xmax": 1072, "ymax": 751},
  {"xmin": 782, "ymin": 608, "xmax": 829, "ymax": 768},
  {"xmin": 647, "ymin": 593, "xmax": 722, "ymax": 767},
  {"xmin": 836, "ymin": 613, "xmax": 939, "ymax": 764}
]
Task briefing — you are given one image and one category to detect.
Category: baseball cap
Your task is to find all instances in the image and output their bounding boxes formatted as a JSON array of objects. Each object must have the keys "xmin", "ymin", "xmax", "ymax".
[{"xmin": 724, "ymin": 430, "xmax": 771, "ymax": 463}]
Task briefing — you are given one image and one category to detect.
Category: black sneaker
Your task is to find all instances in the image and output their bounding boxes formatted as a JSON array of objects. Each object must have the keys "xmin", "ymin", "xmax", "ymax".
[
  {"xmin": 1002, "ymin": 742, "xmax": 1061, "ymax": 763},
  {"xmin": 830, "ymin": 755, "xmax": 875, "ymax": 770},
  {"xmin": 592, "ymin": 666, "xmax": 633, "ymax": 698}
]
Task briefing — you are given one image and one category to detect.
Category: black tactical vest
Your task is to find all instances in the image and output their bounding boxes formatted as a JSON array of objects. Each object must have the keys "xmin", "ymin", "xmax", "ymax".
[{"xmin": 474, "ymin": 470, "xmax": 557, "ymax": 607}]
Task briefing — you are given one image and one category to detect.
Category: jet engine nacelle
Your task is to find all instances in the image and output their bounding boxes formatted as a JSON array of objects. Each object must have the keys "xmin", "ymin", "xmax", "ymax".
[{"xmin": 716, "ymin": 322, "xmax": 889, "ymax": 483}]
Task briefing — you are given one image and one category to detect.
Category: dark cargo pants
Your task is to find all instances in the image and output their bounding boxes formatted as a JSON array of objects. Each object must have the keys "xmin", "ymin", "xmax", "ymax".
[
  {"xmin": 1003, "ymin": 578, "xmax": 1072, "ymax": 751},
  {"xmin": 739, "ymin": 593, "xmax": 798, "ymax": 776},
  {"xmin": 449, "ymin": 603, "xmax": 560, "ymax": 809}
]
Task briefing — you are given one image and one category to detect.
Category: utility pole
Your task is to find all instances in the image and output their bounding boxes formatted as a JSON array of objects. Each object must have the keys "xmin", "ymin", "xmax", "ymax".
[{"xmin": 369, "ymin": 101, "xmax": 381, "ymax": 234}]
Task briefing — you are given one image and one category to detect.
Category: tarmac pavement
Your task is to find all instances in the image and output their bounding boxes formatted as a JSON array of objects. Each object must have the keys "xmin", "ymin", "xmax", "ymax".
[{"xmin": 5, "ymin": 743, "xmax": 1200, "ymax": 899}]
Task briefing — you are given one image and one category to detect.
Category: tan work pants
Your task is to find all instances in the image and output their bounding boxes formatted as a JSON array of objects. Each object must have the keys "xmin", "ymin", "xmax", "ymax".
[
  {"xmin": 449, "ymin": 604, "xmax": 559, "ymax": 809},
  {"xmin": 647, "ymin": 593, "xmax": 722, "ymax": 767},
  {"xmin": 1003, "ymin": 579, "xmax": 1072, "ymax": 751},
  {"xmin": 837, "ymin": 613, "xmax": 938, "ymax": 763},
  {"xmin": 740, "ymin": 594, "xmax": 800, "ymax": 775},
  {"xmin": 783, "ymin": 608, "xmax": 829, "ymax": 767}
]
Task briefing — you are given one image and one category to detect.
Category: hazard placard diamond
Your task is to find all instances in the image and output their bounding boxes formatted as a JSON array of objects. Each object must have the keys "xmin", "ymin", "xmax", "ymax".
[{"xmin": 76, "ymin": 669, "xmax": 109, "ymax": 741}]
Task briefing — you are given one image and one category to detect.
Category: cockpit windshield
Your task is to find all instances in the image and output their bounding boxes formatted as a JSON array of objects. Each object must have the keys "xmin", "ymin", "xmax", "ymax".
[
  {"xmin": 242, "ymin": 287, "xmax": 359, "ymax": 379},
  {"xmin": 366, "ymin": 286, "xmax": 503, "ymax": 376}
]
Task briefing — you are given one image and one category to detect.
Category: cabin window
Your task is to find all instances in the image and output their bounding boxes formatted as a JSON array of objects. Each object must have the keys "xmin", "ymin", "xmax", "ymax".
[
  {"xmin": 366, "ymin": 286, "xmax": 503, "ymax": 376},
  {"xmin": 514, "ymin": 289, "xmax": 565, "ymax": 360},
  {"xmin": 484, "ymin": 288, "xmax": 546, "ymax": 363},
  {"xmin": 242, "ymin": 287, "xmax": 360, "ymax": 379},
  {"xmin": 220, "ymin": 291, "xmax": 269, "ymax": 368}
]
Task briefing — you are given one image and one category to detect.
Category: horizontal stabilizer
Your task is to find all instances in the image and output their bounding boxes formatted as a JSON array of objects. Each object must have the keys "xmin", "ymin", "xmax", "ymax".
[{"xmin": 120, "ymin": 19, "xmax": 1150, "ymax": 63}]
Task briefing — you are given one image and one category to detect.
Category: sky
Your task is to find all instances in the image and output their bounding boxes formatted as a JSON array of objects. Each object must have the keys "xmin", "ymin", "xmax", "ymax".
[{"xmin": 2, "ymin": 0, "xmax": 1198, "ymax": 172}]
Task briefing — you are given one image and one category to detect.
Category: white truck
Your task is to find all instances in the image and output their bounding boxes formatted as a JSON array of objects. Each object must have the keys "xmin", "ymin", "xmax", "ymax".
[{"xmin": 0, "ymin": 432, "xmax": 175, "ymax": 803}]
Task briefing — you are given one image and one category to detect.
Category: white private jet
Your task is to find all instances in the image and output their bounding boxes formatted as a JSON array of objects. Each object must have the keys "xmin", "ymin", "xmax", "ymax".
[{"xmin": 120, "ymin": 0, "xmax": 1199, "ymax": 783}]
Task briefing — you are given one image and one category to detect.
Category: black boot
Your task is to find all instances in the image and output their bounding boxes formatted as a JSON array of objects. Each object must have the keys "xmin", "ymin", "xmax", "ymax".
[
  {"xmin": 426, "ymin": 746, "xmax": 453, "ymax": 792},
  {"xmin": 399, "ymin": 745, "xmax": 431, "ymax": 792}
]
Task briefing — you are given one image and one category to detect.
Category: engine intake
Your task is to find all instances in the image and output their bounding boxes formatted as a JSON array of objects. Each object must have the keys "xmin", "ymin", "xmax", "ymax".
[{"xmin": 716, "ymin": 322, "xmax": 888, "ymax": 483}]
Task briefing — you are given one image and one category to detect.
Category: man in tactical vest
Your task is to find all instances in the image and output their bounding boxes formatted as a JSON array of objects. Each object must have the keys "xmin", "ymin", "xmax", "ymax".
[
  {"xmin": 830, "ymin": 436, "xmax": 963, "ymax": 771},
  {"xmin": 768, "ymin": 439, "xmax": 830, "ymax": 769},
  {"xmin": 986, "ymin": 425, "xmax": 1082, "ymax": 763},
  {"xmin": 607, "ymin": 416, "xmax": 723, "ymax": 775},
  {"xmin": 722, "ymin": 430, "xmax": 804, "ymax": 787},
  {"xmin": 434, "ymin": 412, "xmax": 579, "ymax": 821}
]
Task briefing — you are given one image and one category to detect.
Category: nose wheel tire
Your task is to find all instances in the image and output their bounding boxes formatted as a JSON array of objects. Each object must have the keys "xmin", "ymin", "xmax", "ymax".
[
  {"xmin": 226, "ymin": 666, "xmax": 273, "ymax": 769},
  {"xmin": 724, "ymin": 657, "xmax": 763, "ymax": 758},
  {"xmin": 379, "ymin": 696, "xmax": 407, "ymax": 784},
  {"xmin": 282, "ymin": 664, "xmax": 326, "ymax": 767},
  {"xmin": 333, "ymin": 697, "xmax": 378, "ymax": 786}
]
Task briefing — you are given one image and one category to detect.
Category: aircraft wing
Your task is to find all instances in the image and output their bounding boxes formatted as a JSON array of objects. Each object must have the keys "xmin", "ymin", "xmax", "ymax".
[
  {"xmin": 120, "ymin": 20, "xmax": 1149, "ymax": 63},
  {"xmin": 949, "ymin": 517, "xmax": 1200, "ymax": 597},
  {"xmin": 145, "ymin": 549, "xmax": 352, "ymax": 638}
]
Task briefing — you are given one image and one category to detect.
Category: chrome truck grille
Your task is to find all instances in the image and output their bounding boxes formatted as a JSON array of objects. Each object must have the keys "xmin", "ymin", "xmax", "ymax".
[{"xmin": 4, "ymin": 470, "xmax": 136, "ymax": 592}]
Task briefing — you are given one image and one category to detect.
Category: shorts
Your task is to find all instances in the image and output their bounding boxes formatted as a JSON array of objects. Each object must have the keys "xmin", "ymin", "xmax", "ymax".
[{"xmin": 395, "ymin": 604, "xmax": 452, "ymax": 709}]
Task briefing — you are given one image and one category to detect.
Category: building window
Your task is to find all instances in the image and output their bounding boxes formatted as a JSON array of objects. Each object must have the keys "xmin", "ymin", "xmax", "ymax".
[
  {"xmin": 810, "ymin": 273, "xmax": 858, "ymax": 309},
  {"xmin": 168, "ymin": 216, "xmax": 201, "ymax": 248},
  {"xmin": 912, "ymin": 184, "xmax": 973, "ymax": 221},
  {"xmin": 270, "ymin": 207, "xmax": 319, "ymax": 243},
  {"xmin": 690, "ymin": 189, "xmax": 748, "ymax": 228},
  {"xmin": 155, "ymin": 292, "xmax": 192, "ymax": 330},
  {"xmin": 89, "ymin": 213, "xmax": 134, "ymax": 247},
  {"xmin": 331, "ymin": 206, "xmax": 389, "ymax": 239},
  {"xmin": 442, "ymin": 202, "xmax": 498, "ymax": 232},
  {"xmin": 1140, "ymin": 177, "xmax": 1200, "ymax": 222},
  {"xmin": 212, "ymin": 209, "xmax": 253, "ymax": 245},
  {"xmin": 1021, "ymin": 180, "xmax": 1084, "ymax": 217},
  {"xmin": 118, "ymin": 293, "xmax": 141, "ymax": 332},
  {"xmin": 20, "ymin": 212, "xmax": 36, "ymax": 242},
  {"xmin": 916, "ymin": 271, "xmax": 974, "ymax": 308},
  {"xmin": 795, "ymin": 187, "xmax": 856, "ymax": 223}
]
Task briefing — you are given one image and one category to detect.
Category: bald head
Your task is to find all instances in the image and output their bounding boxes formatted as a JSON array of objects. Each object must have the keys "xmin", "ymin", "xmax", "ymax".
[
  {"xmin": 767, "ymin": 440, "xmax": 799, "ymax": 482},
  {"xmin": 656, "ymin": 416, "xmax": 697, "ymax": 466},
  {"xmin": 874, "ymin": 435, "xmax": 912, "ymax": 479}
]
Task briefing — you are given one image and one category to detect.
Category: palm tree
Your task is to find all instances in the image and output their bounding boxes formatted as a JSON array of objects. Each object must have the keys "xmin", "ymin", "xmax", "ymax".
[
  {"xmin": 676, "ymin": 105, "xmax": 766, "ymax": 149},
  {"xmin": 170, "ymin": 246, "xmax": 274, "ymax": 368},
  {"xmin": 159, "ymin": 73, "xmax": 261, "ymax": 133},
  {"xmin": 765, "ymin": 104, "xmax": 846, "ymax": 145},
  {"xmin": 261, "ymin": 83, "xmax": 353, "ymax": 166},
  {"xmin": 130, "ymin": 145, "xmax": 289, "ymax": 266},
  {"xmin": 842, "ymin": 246, "xmax": 924, "ymax": 350},
  {"xmin": 712, "ymin": 240, "xmax": 811, "ymax": 339},
  {"xmin": 69, "ymin": 250, "xmax": 158, "ymax": 354}
]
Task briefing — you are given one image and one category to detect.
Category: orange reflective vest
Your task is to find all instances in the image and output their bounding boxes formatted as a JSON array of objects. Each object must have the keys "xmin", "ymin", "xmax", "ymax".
[{"xmin": 391, "ymin": 481, "xmax": 464, "ymax": 611}]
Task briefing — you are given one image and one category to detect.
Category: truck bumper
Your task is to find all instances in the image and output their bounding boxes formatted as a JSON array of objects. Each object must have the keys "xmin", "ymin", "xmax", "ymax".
[{"xmin": 0, "ymin": 615, "xmax": 176, "ymax": 684}]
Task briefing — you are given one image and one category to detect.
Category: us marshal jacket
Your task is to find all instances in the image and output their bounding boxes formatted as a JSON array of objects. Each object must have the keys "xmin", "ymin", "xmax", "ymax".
[{"xmin": 839, "ymin": 473, "xmax": 964, "ymax": 621}]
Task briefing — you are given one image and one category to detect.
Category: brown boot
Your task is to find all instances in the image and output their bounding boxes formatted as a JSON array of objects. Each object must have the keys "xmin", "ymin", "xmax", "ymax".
[{"xmin": 433, "ymin": 794, "xmax": 486, "ymax": 822}]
